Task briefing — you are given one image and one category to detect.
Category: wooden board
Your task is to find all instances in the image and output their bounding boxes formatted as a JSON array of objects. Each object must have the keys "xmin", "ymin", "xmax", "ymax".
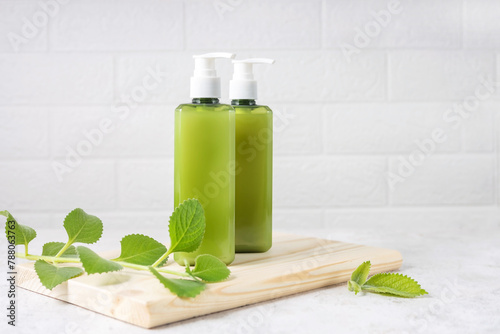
[{"xmin": 17, "ymin": 232, "xmax": 402, "ymax": 329}]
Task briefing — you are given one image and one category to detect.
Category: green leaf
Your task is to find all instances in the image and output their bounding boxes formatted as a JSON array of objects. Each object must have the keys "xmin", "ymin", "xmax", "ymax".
[
  {"xmin": 42, "ymin": 242, "xmax": 78, "ymax": 258},
  {"xmin": 149, "ymin": 266, "xmax": 205, "ymax": 298},
  {"xmin": 34, "ymin": 260, "xmax": 83, "ymax": 290},
  {"xmin": 168, "ymin": 199, "xmax": 205, "ymax": 253},
  {"xmin": 189, "ymin": 254, "xmax": 230, "ymax": 282},
  {"xmin": 350, "ymin": 261, "xmax": 371, "ymax": 286},
  {"xmin": 3, "ymin": 211, "xmax": 37, "ymax": 249},
  {"xmin": 362, "ymin": 273, "xmax": 428, "ymax": 298},
  {"xmin": 113, "ymin": 234, "xmax": 167, "ymax": 266},
  {"xmin": 76, "ymin": 246, "xmax": 123, "ymax": 275},
  {"xmin": 348, "ymin": 280, "xmax": 362, "ymax": 295},
  {"xmin": 63, "ymin": 208, "xmax": 103, "ymax": 244}
]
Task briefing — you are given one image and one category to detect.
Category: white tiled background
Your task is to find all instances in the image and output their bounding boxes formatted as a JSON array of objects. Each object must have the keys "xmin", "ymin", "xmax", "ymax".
[{"xmin": 1, "ymin": 0, "xmax": 499, "ymax": 230}]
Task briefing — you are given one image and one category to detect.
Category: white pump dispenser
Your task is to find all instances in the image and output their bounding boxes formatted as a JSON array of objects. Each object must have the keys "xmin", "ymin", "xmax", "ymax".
[
  {"xmin": 229, "ymin": 58, "xmax": 275, "ymax": 100},
  {"xmin": 190, "ymin": 52, "xmax": 235, "ymax": 98}
]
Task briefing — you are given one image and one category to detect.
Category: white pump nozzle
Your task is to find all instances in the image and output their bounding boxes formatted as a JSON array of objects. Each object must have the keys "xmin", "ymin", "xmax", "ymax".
[
  {"xmin": 190, "ymin": 52, "xmax": 235, "ymax": 98},
  {"xmin": 230, "ymin": 58, "xmax": 275, "ymax": 100}
]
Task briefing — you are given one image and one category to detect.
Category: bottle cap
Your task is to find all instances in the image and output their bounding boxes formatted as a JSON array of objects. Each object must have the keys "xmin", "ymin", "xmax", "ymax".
[
  {"xmin": 229, "ymin": 58, "xmax": 275, "ymax": 100},
  {"xmin": 190, "ymin": 52, "xmax": 235, "ymax": 98}
]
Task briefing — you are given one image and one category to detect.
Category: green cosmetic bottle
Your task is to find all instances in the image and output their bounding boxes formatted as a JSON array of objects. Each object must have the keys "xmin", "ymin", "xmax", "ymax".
[
  {"xmin": 174, "ymin": 53, "xmax": 236, "ymax": 265},
  {"xmin": 230, "ymin": 58, "xmax": 275, "ymax": 253}
]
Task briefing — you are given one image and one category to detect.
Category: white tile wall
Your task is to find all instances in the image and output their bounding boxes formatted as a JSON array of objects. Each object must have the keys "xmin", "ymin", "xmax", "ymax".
[
  {"xmin": 389, "ymin": 156, "xmax": 495, "ymax": 205},
  {"xmin": 0, "ymin": 0, "xmax": 48, "ymax": 52},
  {"xmin": 0, "ymin": 0, "xmax": 498, "ymax": 229},
  {"xmin": 274, "ymin": 157, "xmax": 387, "ymax": 207},
  {"xmin": 0, "ymin": 54, "xmax": 113, "ymax": 104},
  {"xmin": 464, "ymin": 0, "xmax": 500, "ymax": 49},
  {"xmin": 185, "ymin": 0, "xmax": 321, "ymax": 50},
  {"xmin": 323, "ymin": 0, "xmax": 462, "ymax": 49},
  {"xmin": 324, "ymin": 103, "xmax": 461, "ymax": 153},
  {"xmin": 50, "ymin": 0, "xmax": 184, "ymax": 51},
  {"xmin": 389, "ymin": 51, "xmax": 495, "ymax": 101}
]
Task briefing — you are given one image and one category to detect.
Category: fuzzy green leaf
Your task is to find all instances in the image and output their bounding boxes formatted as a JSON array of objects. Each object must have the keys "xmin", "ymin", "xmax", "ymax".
[
  {"xmin": 362, "ymin": 273, "xmax": 428, "ymax": 298},
  {"xmin": 63, "ymin": 208, "xmax": 103, "ymax": 244},
  {"xmin": 42, "ymin": 242, "xmax": 78, "ymax": 258},
  {"xmin": 188, "ymin": 254, "xmax": 230, "ymax": 282},
  {"xmin": 113, "ymin": 234, "xmax": 167, "ymax": 266},
  {"xmin": 350, "ymin": 261, "xmax": 371, "ymax": 286},
  {"xmin": 168, "ymin": 199, "xmax": 205, "ymax": 253},
  {"xmin": 34, "ymin": 260, "xmax": 83, "ymax": 290},
  {"xmin": 149, "ymin": 266, "xmax": 205, "ymax": 298},
  {"xmin": 76, "ymin": 246, "xmax": 123, "ymax": 275},
  {"xmin": 3, "ymin": 211, "xmax": 37, "ymax": 249}
]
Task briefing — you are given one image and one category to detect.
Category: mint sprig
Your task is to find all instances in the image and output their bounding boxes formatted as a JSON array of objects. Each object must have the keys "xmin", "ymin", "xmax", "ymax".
[
  {"xmin": 3, "ymin": 199, "xmax": 230, "ymax": 297},
  {"xmin": 348, "ymin": 261, "xmax": 427, "ymax": 298}
]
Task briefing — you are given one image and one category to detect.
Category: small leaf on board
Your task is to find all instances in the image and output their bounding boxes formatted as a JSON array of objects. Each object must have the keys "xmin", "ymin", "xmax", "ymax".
[
  {"xmin": 189, "ymin": 254, "xmax": 230, "ymax": 282},
  {"xmin": 63, "ymin": 208, "xmax": 103, "ymax": 244},
  {"xmin": 149, "ymin": 266, "xmax": 206, "ymax": 298},
  {"xmin": 348, "ymin": 280, "xmax": 362, "ymax": 295},
  {"xmin": 76, "ymin": 246, "xmax": 123, "ymax": 275},
  {"xmin": 42, "ymin": 242, "xmax": 78, "ymax": 258},
  {"xmin": 113, "ymin": 234, "xmax": 167, "ymax": 266},
  {"xmin": 362, "ymin": 273, "xmax": 428, "ymax": 298},
  {"xmin": 350, "ymin": 261, "xmax": 371, "ymax": 286},
  {"xmin": 34, "ymin": 260, "xmax": 83, "ymax": 290},
  {"xmin": 168, "ymin": 199, "xmax": 205, "ymax": 254}
]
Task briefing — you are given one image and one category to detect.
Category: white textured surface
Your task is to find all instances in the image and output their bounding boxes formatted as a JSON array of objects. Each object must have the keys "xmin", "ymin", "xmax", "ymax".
[{"xmin": 1, "ymin": 220, "xmax": 499, "ymax": 333}]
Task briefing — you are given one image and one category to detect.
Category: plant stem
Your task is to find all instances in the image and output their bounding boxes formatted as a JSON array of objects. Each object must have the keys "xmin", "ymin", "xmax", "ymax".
[
  {"xmin": 113, "ymin": 261, "xmax": 189, "ymax": 277},
  {"xmin": 54, "ymin": 239, "xmax": 73, "ymax": 260},
  {"xmin": 16, "ymin": 253, "xmax": 80, "ymax": 263},
  {"xmin": 15, "ymin": 253, "xmax": 190, "ymax": 278},
  {"xmin": 151, "ymin": 249, "xmax": 172, "ymax": 268}
]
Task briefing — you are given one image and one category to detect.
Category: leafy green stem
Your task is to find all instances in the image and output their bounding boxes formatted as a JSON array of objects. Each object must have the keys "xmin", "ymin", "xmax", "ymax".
[
  {"xmin": 15, "ymin": 252, "xmax": 80, "ymax": 263},
  {"xmin": 114, "ymin": 261, "xmax": 190, "ymax": 277},
  {"xmin": 5, "ymin": 200, "xmax": 228, "ymax": 298},
  {"xmin": 15, "ymin": 252, "xmax": 190, "ymax": 278}
]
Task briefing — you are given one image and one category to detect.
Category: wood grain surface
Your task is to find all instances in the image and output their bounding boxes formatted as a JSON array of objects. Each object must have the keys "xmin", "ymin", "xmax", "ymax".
[{"xmin": 16, "ymin": 232, "xmax": 402, "ymax": 328}]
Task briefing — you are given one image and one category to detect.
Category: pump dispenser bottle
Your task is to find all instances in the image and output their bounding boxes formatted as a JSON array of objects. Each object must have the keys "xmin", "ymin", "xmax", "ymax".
[
  {"xmin": 174, "ymin": 53, "xmax": 235, "ymax": 265},
  {"xmin": 230, "ymin": 58, "xmax": 274, "ymax": 253}
]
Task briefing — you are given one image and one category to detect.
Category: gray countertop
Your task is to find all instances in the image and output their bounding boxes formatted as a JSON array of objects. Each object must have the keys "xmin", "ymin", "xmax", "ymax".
[{"xmin": 2, "ymin": 219, "xmax": 500, "ymax": 334}]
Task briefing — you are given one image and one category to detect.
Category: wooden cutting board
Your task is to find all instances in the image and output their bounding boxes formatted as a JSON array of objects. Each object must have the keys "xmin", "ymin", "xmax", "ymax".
[{"xmin": 17, "ymin": 232, "xmax": 402, "ymax": 329}]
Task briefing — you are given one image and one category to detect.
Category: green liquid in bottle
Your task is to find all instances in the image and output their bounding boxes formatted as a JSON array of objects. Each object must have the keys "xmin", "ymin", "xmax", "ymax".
[
  {"xmin": 174, "ymin": 98, "xmax": 235, "ymax": 265},
  {"xmin": 233, "ymin": 100, "xmax": 272, "ymax": 253}
]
